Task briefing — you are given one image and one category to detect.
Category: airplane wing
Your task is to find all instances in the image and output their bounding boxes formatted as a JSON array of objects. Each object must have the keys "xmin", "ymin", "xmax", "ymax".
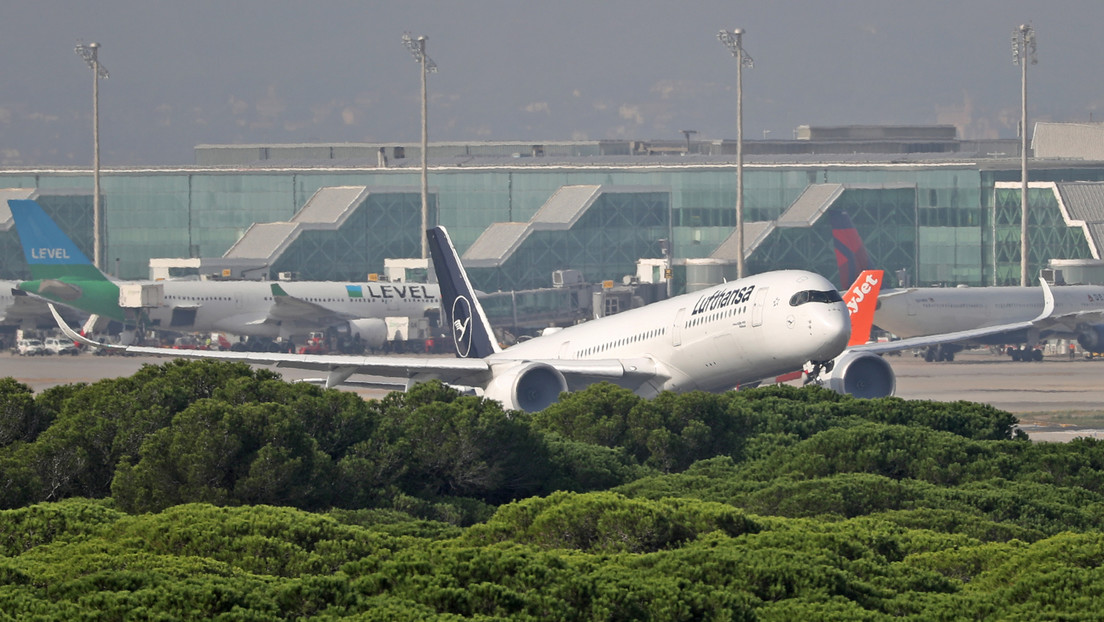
[
  {"xmin": 1033, "ymin": 310, "xmax": 1104, "ymax": 335},
  {"xmin": 49, "ymin": 303, "xmax": 655, "ymax": 392},
  {"xmin": 852, "ymin": 278, "xmax": 1057, "ymax": 356},
  {"xmin": 51, "ymin": 301, "xmax": 490, "ymax": 388}
]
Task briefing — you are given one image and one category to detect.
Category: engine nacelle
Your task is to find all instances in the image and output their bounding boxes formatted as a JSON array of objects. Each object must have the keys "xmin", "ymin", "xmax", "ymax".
[
  {"xmin": 820, "ymin": 350, "xmax": 896, "ymax": 399},
  {"xmin": 483, "ymin": 362, "xmax": 569, "ymax": 413},
  {"xmin": 1077, "ymin": 324, "xmax": 1104, "ymax": 354},
  {"xmin": 346, "ymin": 318, "xmax": 387, "ymax": 349}
]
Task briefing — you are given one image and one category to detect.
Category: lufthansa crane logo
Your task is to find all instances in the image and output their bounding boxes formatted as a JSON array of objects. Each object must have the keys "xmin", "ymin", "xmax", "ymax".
[{"xmin": 451, "ymin": 295, "xmax": 474, "ymax": 357}]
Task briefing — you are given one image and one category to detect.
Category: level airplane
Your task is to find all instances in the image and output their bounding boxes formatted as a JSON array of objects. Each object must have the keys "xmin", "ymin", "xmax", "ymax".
[
  {"xmin": 52, "ymin": 226, "xmax": 854, "ymax": 412},
  {"xmin": 8, "ymin": 199, "xmax": 441, "ymax": 349},
  {"xmin": 802, "ymin": 269, "xmax": 1057, "ymax": 398},
  {"xmin": 827, "ymin": 210, "xmax": 1104, "ymax": 361}
]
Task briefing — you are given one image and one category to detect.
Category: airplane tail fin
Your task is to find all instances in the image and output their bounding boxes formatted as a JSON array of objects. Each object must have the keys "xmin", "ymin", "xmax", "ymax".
[
  {"xmin": 7, "ymin": 199, "xmax": 107, "ymax": 282},
  {"xmin": 842, "ymin": 269, "xmax": 883, "ymax": 346},
  {"xmin": 830, "ymin": 210, "xmax": 871, "ymax": 290},
  {"xmin": 426, "ymin": 226, "xmax": 500, "ymax": 359}
]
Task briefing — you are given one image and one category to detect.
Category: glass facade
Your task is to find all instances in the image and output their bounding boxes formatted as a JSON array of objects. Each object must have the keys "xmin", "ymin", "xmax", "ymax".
[
  {"xmin": 2, "ymin": 160, "xmax": 1100, "ymax": 290},
  {"xmin": 468, "ymin": 190, "xmax": 669, "ymax": 292},
  {"xmin": 271, "ymin": 191, "xmax": 432, "ymax": 282}
]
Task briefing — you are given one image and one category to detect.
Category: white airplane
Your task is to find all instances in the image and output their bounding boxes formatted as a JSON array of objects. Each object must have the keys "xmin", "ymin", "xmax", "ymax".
[
  {"xmin": 9, "ymin": 198, "xmax": 440, "ymax": 349},
  {"xmin": 827, "ymin": 210, "xmax": 1103, "ymax": 361},
  {"xmin": 52, "ymin": 226, "xmax": 854, "ymax": 412},
  {"xmin": 873, "ymin": 283, "xmax": 1104, "ymax": 360},
  {"xmin": 765, "ymin": 269, "xmax": 1057, "ymax": 398},
  {"xmin": 146, "ymin": 279, "xmax": 438, "ymax": 349}
]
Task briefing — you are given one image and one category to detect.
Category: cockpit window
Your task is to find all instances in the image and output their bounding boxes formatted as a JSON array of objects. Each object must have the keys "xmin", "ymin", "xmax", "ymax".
[{"xmin": 789, "ymin": 289, "xmax": 843, "ymax": 306}]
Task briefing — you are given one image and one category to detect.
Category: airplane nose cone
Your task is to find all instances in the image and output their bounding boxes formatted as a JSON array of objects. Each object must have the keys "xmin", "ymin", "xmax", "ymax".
[{"xmin": 810, "ymin": 304, "xmax": 850, "ymax": 360}]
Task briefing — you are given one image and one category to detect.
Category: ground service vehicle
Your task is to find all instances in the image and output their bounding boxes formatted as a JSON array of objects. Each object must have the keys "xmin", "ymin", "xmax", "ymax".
[
  {"xmin": 43, "ymin": 337, "xmax": 79, "ymax": 355},
  {"xmin": 17, "ymin": 339, "xmax": 45, "ymax": 356}
]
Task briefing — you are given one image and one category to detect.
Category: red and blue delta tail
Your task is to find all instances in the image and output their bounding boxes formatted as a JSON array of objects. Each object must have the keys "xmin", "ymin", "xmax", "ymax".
[{"xmin": 829, "ymin": 211, "xmax": 871, "ymax": 290}]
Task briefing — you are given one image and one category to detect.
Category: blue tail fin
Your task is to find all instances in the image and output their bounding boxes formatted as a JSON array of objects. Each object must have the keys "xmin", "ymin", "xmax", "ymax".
[
  {"xmin": 829, "ymin": 210, "xmax": 871, "ymax": 290},
  {"xmin": 426, "ymin": 227, "xmax": 500, "ymax": 359},
  {"xmin": 7, "ymin": 199, "xmax": 105, "ymax": 282}
]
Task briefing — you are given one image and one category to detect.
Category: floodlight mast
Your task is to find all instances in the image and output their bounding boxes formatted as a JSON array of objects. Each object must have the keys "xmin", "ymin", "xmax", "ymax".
[
  {"xmin": 403, "ymin": 33, "xmax": 437, "ymax": 260},
  {"xmin": 75, "ymin": 41, "xmax": 108, "ymax": 271},
  {"xmin": 1012, "ymin": 23, "xmax": 1036, "ymax": 286},
  {"xmin": 718, "ymin": 28, "xmax": 753, "ymax": 279}
]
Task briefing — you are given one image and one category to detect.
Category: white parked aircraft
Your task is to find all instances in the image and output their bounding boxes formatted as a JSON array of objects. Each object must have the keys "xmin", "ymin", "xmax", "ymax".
[
  {"xmin": 874, "ymin": 283, "xmax": 1104, "ymax": 360},
  {"xmin": 9, "ymin": 198, "xmax": 440, "ymax": 349},
  {"xmin": 53, "ymin": 226, "xmax": 854, "ymax": 412},
  {"xmin": 826, "ymin": 210, "xmax": 1102, "ymax": 361}
]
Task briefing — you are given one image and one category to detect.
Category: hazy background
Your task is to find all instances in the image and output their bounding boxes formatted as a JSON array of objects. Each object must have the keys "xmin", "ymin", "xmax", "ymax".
[{"xmin": 2, "ymin": 0, "xmax": 1100, "ymax": 166}]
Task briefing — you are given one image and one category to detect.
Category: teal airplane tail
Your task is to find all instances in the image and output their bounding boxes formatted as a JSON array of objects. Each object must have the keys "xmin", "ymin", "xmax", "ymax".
[
  {"xmin": 8, "ymin": 199, "xmax": 124, "ymax": 321},
  {"xmin": 8, "ymin": 199, "xmax": 107, "ymax": 282}
]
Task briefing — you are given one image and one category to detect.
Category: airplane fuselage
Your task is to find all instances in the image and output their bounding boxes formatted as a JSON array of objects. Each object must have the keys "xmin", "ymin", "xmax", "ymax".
[
  {"xmin": 153, "ymin": 280, "xmax": 438, "ymax": 339},
  {"xmin": 495, "ymin": 270, "xmax": 850, "ymax": 395},
  {"xmin": 875, "ymin": 285, "xmax": 1104, "ymax": 339},
  {"xmin": 22, "ymin": 277, "xmax": 440, "ymax": 340}
]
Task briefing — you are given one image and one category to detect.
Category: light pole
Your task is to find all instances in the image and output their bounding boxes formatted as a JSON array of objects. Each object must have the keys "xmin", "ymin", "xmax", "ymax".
[
  {"xmin": 1012, "ymin": 24, "xmax": 1036, "ymax": 286},
  {"xmin": 75, "ymin": 41, "xmax": 108, "ymax": 271},
  {"xmin": 718, "ymin": 28, "xmax": 753, "ymax": 279},
  {"xmin": 402, "ymin": 33, "xmax": 437, "ymax": 259}
]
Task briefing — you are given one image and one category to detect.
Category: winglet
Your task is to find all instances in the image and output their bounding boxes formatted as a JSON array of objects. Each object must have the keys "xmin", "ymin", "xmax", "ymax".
[
  {"xmin": 1036, "ymin": 277, "xmax": 1055, "ymax": 322},
  {"xmin": 7, "ymin": 199, "xmax": 106, "ymax": 282},
  {"xmin": 426, "ymin": 227, "xmax": 500, "ymax": 358},
  {"xmin": 842, "ymin": 269, "xmax": 884, "ymax": 346},
  {"xmin": 48, "ymin": 303, "xmax": 124, "ymax": 351},
  {"xmin": 271, "ymin": 283, "xmax": 289, "ymax": 297}
]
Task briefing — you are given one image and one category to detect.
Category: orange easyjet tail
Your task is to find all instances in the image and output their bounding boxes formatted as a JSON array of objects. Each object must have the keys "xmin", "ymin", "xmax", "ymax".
[{"xmin": 842, "ymin": 270, "xmax": 883, "ymax": 346}]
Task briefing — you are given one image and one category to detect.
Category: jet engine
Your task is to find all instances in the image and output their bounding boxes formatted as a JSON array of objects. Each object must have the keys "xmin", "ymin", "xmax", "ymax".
[
  {"xmin": 483, "ymin": 362, "xmax": 569, "ymax": 413},
  {"xmin": 346, "ymin": 318, "xmax": 388, "ymax": 349},
  {"xmin": 819, "ymin": 350, "xmax": 896, "ymax": 399},
  {"xmin": 1077, "ymin": 324, "xmax": 1104, "ymax": 354}
]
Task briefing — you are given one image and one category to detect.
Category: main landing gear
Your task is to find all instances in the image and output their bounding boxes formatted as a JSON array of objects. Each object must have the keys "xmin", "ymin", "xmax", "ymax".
[
  {"xmin": 1006, "ymin": 345, "xmax": 1044, "ymax": 362},
  {"xmin": 920, "ymin": 344, "xmax": 957, "ymax": 362}
]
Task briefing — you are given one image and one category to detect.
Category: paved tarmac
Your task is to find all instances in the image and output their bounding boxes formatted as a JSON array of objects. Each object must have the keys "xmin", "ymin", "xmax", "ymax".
[{"xmin": 3, "ymin": 348, "xmax": 1102, "ymax": 441}]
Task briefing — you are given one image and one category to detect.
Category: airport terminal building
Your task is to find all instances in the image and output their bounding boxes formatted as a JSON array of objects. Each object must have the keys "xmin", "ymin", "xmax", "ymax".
[{"xmin": 4, "ymin": 124, "xmax": 1104, "ymax": 296}]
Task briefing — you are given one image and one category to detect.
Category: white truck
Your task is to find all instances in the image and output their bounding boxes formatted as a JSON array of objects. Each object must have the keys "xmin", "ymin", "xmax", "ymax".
[
  {"xmin": 17, "ymin": 339, "xmax": 46, "ymax": 356},
  {"xmin": 44, "ymin": 337, "xmax": 80, "ymax": 355}
]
